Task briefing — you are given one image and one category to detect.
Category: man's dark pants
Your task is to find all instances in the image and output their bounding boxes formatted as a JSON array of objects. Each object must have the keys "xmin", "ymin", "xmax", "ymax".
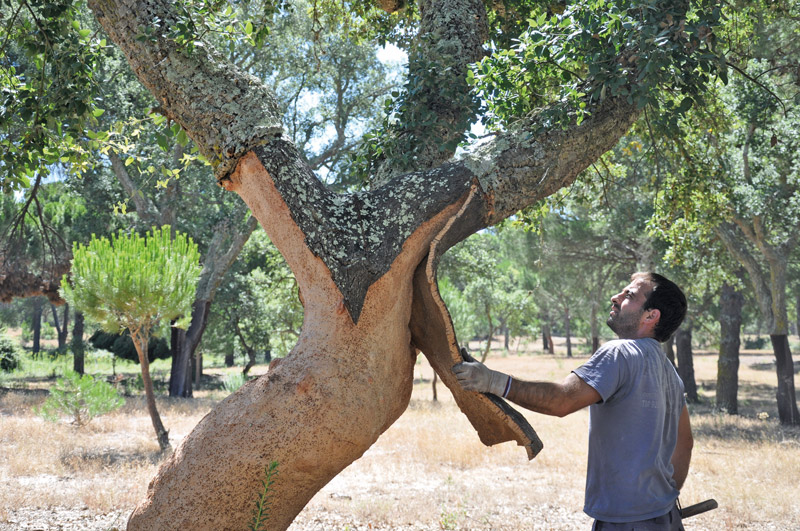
[{"xmin": 591, "ymin": 504, "xmax": 684, "ymax": 531}]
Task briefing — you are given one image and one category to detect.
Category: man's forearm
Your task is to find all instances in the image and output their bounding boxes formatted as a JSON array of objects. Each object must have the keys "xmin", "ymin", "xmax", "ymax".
[
  {"xmin": 671, "ymin": 405, "xmax": 693, "ymax": 489},
  {"xmin": 506, "ymin": 379, "xmax": 568, "ymax": 416},
  {"xmin": 506, "ymin": 373, "xmax": 601, "ymax": 417}
]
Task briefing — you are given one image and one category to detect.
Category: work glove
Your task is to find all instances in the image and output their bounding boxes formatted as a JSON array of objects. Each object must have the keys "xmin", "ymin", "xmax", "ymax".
[{"xmin": 452, "ymin": 359, "xmax": 510, "ymax": 397}]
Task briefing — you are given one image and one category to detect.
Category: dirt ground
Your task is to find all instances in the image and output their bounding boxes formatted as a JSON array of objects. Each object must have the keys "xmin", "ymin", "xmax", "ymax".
[{"xmin": 1, "ymin": 337, "xmax": 799, "ymax": 530}]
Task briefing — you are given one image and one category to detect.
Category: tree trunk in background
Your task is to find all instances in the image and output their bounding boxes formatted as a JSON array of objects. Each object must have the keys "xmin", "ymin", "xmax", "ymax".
[
  {"xmin": 664, "ymin": 335, "xmax": 675, "ymax": 365},
  {"xmin": 542, "ymin": 326, "xmax": 548, "ymax": 352},
  {"xmin": 564, "ymin": 307, "xmax": 572, "ymax": 358},
  {"xmin": 590, "ymin": 300, "xmax": 600, "ymax": 354},
  {"xmin": 224, "ymin": 351, "xmax": 234, "ymax": 367},
  {"xmin": 50, "ymin": 303, "xmax": 69, "ymax": 351},
  {"xmin": 771, "ymin": 334, "xmax": 800, "ymax": 424},
  {"xmin": 72, "ymin": 311, "xmax": 85, "ymax": 375},
  {"xmin": 675, "ymin": 323, "xmax": 698, "ymax": 403},
  {"xmin": 169, "ymin": 299, "xmax": 211, "ymax": 397},
  {"xmin": 194, "ymin": 350, "xmax": 203, "ymax": 384},
  {"xmin": 242, "ymin": 345, "xmax": 257, "ymax": 375},
  {"xmin": 31, "ymin": 297, "xmax": 43, "ymax": 355},
  {"xmin": 131, "ymin": 329, "xmax": 171, "ymax": 451},
  {"xmin": 796, "ymin": 291, "xmax": 800, "ymax": 339},
  {"xmin": 717, "ymin": 282, "xmax": 742, "ymax": 414},
  {"xmin": 504, "ymin": 324, "xmax": 510, "ymax": 351},
  {"xmin": 542, "ymin": 322, "xmax": 555, "ymax": 354}
]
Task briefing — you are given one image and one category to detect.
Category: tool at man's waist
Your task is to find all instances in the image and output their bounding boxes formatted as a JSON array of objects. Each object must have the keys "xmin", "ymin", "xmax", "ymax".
[{"xmin": 680, "ymin": 499, "xmax": 718, "ymax": 519}]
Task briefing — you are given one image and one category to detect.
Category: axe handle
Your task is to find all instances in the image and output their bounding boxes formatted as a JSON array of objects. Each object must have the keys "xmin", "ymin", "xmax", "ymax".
[{"xmin": 680, "ymin": 499, "xmax": 718, "ymax": 519}]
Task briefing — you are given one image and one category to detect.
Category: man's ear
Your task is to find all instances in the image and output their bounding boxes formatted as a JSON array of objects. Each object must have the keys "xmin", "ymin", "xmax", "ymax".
[{"xmin": 645, "ymin": 308, "xmax": 661, "ymax": 323}]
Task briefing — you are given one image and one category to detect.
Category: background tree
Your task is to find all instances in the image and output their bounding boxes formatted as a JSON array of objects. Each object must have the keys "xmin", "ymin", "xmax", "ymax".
[
  {"xmin": 62, "ymin": 226, "xmax": 201, "ymax": 450},
  {"xmin": 439, "ymin": 231, "xmax": 535, "ymax": 361},
  {"xmin": 208, "ymin": 228, "xmax": 303, "ymax": 374}
]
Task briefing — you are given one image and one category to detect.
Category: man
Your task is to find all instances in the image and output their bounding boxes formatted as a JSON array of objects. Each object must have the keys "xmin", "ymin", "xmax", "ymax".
[{"xmin": 453, "ymin": 272, "xmax": 693, "ymax": 530}]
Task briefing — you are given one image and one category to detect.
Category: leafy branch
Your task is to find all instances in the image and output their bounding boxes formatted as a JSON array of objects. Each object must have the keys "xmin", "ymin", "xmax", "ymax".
[{"xmin": 249, "ymin": 460, "xmax": 279, "ymax": 531}]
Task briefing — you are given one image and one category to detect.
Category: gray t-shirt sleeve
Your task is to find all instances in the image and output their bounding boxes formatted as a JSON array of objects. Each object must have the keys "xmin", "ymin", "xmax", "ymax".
[{"xmin": 572, "ymin": 343, "xmax": 629, "ymax": 403}]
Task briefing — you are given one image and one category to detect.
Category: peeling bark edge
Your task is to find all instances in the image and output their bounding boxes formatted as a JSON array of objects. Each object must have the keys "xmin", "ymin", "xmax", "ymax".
[{"xmin": 410, "ymin": 184, "xmax": 543, "ymax": 459}]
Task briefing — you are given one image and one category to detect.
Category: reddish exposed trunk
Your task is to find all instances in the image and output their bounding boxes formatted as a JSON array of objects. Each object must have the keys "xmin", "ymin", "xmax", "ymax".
[{"xmin": 128, "ymin": 156, "xmax": 542, "ymax": 531}]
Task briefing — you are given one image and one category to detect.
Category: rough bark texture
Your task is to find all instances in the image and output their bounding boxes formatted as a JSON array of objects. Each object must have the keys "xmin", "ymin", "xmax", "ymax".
[
  {"xmin": 675, "ymin": 324, "xmax": 698, "ymax": 404},
  {"xmin": 717, "ymin": 282, "xmax": 742, "ymax": 414},
  {"xmin": 0, "ymin": 258, "xmax": 68, "ymax": 303},
  {"xmin": 87, "ymin": 0, "xmax": 642, "ymax": 527}
]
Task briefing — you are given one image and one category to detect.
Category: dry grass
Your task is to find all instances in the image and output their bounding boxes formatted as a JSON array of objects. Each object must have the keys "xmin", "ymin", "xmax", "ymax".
[{"xmin": 1, "ymin": 338, "xmax": 799, "ymax": 530}]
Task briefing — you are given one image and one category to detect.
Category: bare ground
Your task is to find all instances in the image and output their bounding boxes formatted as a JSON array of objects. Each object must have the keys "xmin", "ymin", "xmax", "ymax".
[{"xmin": 2, "ymin": 338, "xmax": 799, "ymax": 530}]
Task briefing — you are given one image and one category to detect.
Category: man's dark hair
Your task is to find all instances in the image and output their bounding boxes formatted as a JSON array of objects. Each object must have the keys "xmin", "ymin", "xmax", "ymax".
[{"xmin": 632, "ymin": 272, "xmax": 687, "ymax": 342}]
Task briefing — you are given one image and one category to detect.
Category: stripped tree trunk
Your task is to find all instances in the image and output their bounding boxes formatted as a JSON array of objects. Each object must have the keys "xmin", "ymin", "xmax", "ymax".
[{"xmin": 86, "ymin": 0, "xmax": 645, "ymax": 527}]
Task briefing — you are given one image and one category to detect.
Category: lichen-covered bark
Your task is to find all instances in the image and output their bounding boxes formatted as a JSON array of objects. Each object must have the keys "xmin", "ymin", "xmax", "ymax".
[
  {"xmin": 371, "ymin": 0, "xmax": 488, "ymax": 183},
  {"xmin": 88, "ymin": 0, "xmax": 283, "ymax": 179}
]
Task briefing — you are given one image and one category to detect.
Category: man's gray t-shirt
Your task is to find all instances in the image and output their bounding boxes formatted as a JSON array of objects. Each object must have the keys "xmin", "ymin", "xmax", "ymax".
[{"xmin": 572, "ymin": 338, "xmax": 685, "ymax": 523}]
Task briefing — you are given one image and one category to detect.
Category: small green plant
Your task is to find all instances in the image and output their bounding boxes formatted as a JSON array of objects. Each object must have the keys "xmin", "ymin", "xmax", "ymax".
[
  {"xmin": 40, "ymin": 321, "xmax": 56, "ymax": 340},
  {"xmin": 0, "ymin": 330, "xmax": 20, "ymax": 372},
  {"xmin": 249, "ymin": 460, "xmax": 279, "ymax": 531},
  {"xmin": 222, "ymin": 372, "xmax": 246, "ymax": 394},
  {"xmin": 36, "ymin": 371, "xmax": 125, "ymax": 427}
]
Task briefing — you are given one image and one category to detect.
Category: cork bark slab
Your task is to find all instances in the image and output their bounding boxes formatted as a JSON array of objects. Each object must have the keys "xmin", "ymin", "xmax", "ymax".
[{"xmin": 409, "ymin": 186, "xmax": 543, "ymax": 459}]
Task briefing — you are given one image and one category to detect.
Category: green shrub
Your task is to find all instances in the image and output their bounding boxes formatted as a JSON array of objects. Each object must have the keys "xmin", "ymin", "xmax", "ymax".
[
  {"xmin": 36, "ymin": 372, "xmax": 125, "ymax": 427},
  {"xmin": 0, "ymin": 331, "xmax": 20, "ymax": 372},
  {"xmin": 744, "ymin": 336, "xmax": 768, "ymax": 350},
  {"xmin": 223, "ymin": 372, "xmax": 247, "ymax": 394},
  {"xmin": 40, "ymin": 321, "xmax": 56, "ymax": 340}
]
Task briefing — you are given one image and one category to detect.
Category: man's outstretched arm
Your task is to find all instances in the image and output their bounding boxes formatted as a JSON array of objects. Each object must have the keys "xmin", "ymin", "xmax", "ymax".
[
  {"xmin": 453, "ymin": 361, "xmax": 601, "ymax": 417},
  {"xmin": 671, "ymin": 404, "xmax": 693, "ymax": 489}
]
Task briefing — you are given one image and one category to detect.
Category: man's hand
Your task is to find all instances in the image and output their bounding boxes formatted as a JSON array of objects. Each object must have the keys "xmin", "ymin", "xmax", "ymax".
[{"xmin": 452, "ymin": 360, "xmax": 510, "ymax": 397}]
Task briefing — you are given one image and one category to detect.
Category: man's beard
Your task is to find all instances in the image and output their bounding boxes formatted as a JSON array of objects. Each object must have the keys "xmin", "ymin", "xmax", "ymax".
[{"xmin": 606, "ymin": 306, "xmax": 644, "ymax": 338}]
